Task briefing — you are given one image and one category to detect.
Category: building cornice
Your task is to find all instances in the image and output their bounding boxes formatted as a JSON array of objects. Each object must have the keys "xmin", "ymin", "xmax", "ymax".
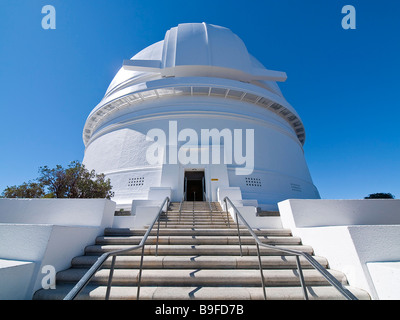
[{"xmin": 83, "ymin": 77, "xmax": 305, "ymax": 146}]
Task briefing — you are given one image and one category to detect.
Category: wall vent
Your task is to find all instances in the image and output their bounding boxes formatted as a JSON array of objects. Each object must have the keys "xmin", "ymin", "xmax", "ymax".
[
  {"xmin": 291, "ymin": 183, "xmax": 302, "ymax": 192},
  {"xmin": 245, "ymin": 177, "xmax": 262, "ymax": 187},
  {"xmin": 128, "ymin": 177, "xmax": 144, "ymax": 187}
]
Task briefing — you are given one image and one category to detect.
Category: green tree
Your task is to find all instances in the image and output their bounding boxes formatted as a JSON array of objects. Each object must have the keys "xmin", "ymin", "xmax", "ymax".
[
  {"xmin": 38, "ymin": 161, "xmax": 113, "ymax": 199},
  {"xmin": 2, "ymin": 161, "xmax": 113, "ymax": 199},
  {"xmin": 364, "ymin": 193, "xmax": 395, "ymax": 199},
  {"xmin": 2, "ymin": 181, "xmax": 45, "ymax": 198},
  {"xmin": 37, "ymin": 164, "xmax": 69, "ymax": 198}
]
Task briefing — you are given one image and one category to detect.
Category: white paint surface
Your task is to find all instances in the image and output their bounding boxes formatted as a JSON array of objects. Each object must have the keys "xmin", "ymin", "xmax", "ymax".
[
  {"xmin": 0, "ymin": 199, "xmax": 116, "ymax": 299},
  {"xmin": 278, "ymin": 199, "xmax": 400, "ymax": 300}
]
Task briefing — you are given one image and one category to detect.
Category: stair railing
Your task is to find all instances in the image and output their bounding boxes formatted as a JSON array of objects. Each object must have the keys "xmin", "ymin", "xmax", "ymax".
[
  {"xmin": 223, "ymin": 196, "xmax": 358, "ymax": 301},
  {"xmin": 192, "ymin": 192, "xmax": 195, "ymax": 226},
  {"xmin": 178, "ymin": 191, "xmax": 186, "ymax": 223},
  {"xmin": 203, "ymin": 190, "xmax": 213, "ymax": 224},
  {"xmin": 63, "ymin": 196, "xmax": 170, "ymax": 301}
]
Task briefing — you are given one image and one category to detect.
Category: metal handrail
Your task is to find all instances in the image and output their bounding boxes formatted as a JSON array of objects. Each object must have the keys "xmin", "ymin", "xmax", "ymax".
[
  {"xmin": 203, "ymin": 190, "xmax": 213, "ymax": 224},
  {"xmin": 178, "ymin": 191, "xmax": 186, "ymax": 223},
  {"xmin": 223, "ymin": 197, "xmax": 358, "ymax": 300},
  {"xmin": 64, "ymin": 196, "xmax": 170, "ymax": 300}
]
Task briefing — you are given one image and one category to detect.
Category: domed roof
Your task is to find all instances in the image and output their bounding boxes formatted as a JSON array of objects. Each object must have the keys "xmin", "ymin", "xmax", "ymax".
[
  {"xmin": 84, "ymin": 23, "xmax": 306, "ymax": 147},
  {"xmin": 162, "ymin": 23, "xmax": 252, "ymax": 72},
  {"xmin": 105, "ymin": 23, "xmax": 286, "ymax": 98}
]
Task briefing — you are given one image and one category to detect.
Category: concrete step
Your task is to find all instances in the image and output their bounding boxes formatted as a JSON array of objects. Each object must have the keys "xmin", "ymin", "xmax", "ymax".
[
  {"xmin": 95, "ymin": 235, "xmax": 302, "ymax": 246},
  {"xmin": 161, "ymin": 212, "xmax": 227, "ymax": 216},
  {"xmin": 84, "ymin": 244, "xmax": 314, "ymax": 256},
  {"xmin": 33, "ymin": 283, "xmax": 371, "ymax": 300},
  {"xmin": 149, "ymin": 224, "xmax": 245, "ymax": 229},
  {"xmin": 152, "ymin": 224, "xmax": 235, "ymax": 229},
  {"xmin": 159, "ymin": 214, "xmax": 230, "ymax": 220},
  {"xmin": 155, "ymin": 221, "xmax": 232, "ymax": 226},
  {"xmin": 31, "ymin": 202, "xmax": 372, "ymax": 301},
  {"xmin": 160, "ymin": 215, "xmax": 230, "ymax": 221},
  {"xmin": 157, "ymin": 220, "xmax": 232, "ymax": 226},
  {"xmin": 104, "ymin": 228, "xmax": 293, "ymax": 237},
  {"xmin": 167, "ymin": 209, "xmax": 224, "ymax": 212},
  {"xmin": 55, "ymin": 268, "xmax": 347, "ymax": 287},
  {"xmin": 71, "ymin": 255, "xmax": 328, "ymax": 269}
]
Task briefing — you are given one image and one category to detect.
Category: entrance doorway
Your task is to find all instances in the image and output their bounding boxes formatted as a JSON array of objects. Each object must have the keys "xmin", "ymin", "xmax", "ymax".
[{"xmin": 184, "ymin": 171, "xmax": 205, "ymax": 201}]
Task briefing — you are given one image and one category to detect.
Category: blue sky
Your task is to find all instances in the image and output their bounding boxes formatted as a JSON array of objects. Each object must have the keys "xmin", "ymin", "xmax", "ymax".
[{"xmin": 0, "ymin": 0, "xmax": 399, "ymax": 199}]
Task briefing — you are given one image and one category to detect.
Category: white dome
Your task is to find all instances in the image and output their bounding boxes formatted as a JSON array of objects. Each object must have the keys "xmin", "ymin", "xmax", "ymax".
[
  {"xmin": 105, "ymin": 23, "xmax": 285, "ymax": 98},
  {"xmin": 84, "ymin": 23, "xmax": 306, "ymax": 147},
  {"xmin": 163, "ymin": 23, "xmax": 251, "ymax": 72}
]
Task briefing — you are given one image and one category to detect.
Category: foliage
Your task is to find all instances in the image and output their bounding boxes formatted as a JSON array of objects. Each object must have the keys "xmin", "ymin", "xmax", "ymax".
[
  {"xmin": 364, "ymin": 193, "xmax": 395, "ymax": 199},
  {"xmin": 2, "ymin": 181, "xmax": 45, "ymax": 198},
  {"xmin": 2, "ymin": 161, "xmax": 113, "ymax": 199}
]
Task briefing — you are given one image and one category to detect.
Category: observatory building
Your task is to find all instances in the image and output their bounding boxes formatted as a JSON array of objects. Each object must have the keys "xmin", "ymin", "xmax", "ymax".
[
  {"xmin": 82, "ymin": 23, "xmax": 320, "ymax": 211},
  {"xmin": 3, "ymin": 23, "xmax": 398, "ymax": 302}
]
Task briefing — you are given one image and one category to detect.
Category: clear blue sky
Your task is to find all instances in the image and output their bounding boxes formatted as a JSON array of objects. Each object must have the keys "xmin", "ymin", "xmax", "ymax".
[{"xmin": 0, "ymin": 0, "xmax": 399, "ymax": 199}]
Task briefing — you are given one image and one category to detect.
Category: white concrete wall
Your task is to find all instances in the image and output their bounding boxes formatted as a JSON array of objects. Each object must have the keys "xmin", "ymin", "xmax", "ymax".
[
  {"xmin": 113, "ymin": 189, "xmax": 170, "ymax": 228},
  {"xmin": 0, "ymin": 259, "xmax": 35, "ymax": 300},
  {"xmin": 0, "ymin": 199, "xmax": 116, "ymax": 300},
  {"xmin": 0, "ymin": 198, "xmax": 115, "ymax": 230},
  {"xmin": 83, "ymin": 96, "xmax": 319, "ymax": 206},
  {"xmin": 278, "ymin": 199, "xmax": 400, "ymax": 300},
  {"xmin": 279, "ymin": 199, "xmax": 400, "ymax": 227},
  {"xmin": 218, "ymin": 187, "xmax": 282, "ymax": 228},
  {"xmin": 367, "ymin": 262, "xmax": 400, "ymax": 300}
]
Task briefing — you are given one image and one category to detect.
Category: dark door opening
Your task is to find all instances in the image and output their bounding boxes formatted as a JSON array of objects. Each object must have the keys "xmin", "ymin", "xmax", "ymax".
[{"xmin": 185, "ymin": 171, "xmax": 204, "ymax": 201}]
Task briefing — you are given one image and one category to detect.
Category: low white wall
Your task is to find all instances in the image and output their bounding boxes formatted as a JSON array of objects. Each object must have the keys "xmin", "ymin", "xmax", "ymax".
[
  {"xmin": 278, "ymin": 199, "xmax": 400, "ymax": 300},
  {"xmin": 219, "ymin": 187, "xmax": 281, "ymax": 228},
  {"xmin": 0, "ymin": 198, "xmax": 115, "ymax": 230},
  {"xmin": 279, "ymin": 199, "xmax": 400, "ymax": 228},
  {"xmin": 367, "ymin": 262, "xmax": 400, "ymax": 300},
  {"xmin": 113, "ymin": 192, "xmax": 170, "ymax": 229},
  {"xmin": 217, "ymin": 187, "xmax": 242, "ymax": 204},
  {"xmin": 131, "ymin": 200, "xmax": 165, "ymax": 215},
  {"xmin": 0, "ymin": 259, "xmax": 35, "ymax": 300},
  {"xmin": 147, "ymin": 187, "xmax": 171, "ymax": 201},
  {"xmin": 0, "ymin": 198, "xmax": 116, "ymax": 300},
  {"xmin": 232, "ymin": 206, "xmax": 282, "ymax": 229}
]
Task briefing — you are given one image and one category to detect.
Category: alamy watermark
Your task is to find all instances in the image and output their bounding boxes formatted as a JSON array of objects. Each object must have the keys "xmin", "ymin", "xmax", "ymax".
[
  {"xmin": 41, "ymin": 265, "xmax": 56, "ymax": 289},
  {"xmin": 342, "ymin": 5, "xmax": 356, "ymax": 30},
  {"xmin": 41, "ymin": 5, "xmax": 56, "ymax": 30},
  {"xmin": 145, "ymin": 121, "xmax": 255, "ymax": 175},
  {"xmin": 40, "ymin": 4, "xmax": 356, "ymax": 31}
]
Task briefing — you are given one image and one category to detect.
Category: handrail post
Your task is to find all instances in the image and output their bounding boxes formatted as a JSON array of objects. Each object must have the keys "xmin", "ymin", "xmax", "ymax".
[
  {"xmin": 204, "ymin": 190, "xmax": 213, "ymax": 224},
  {"xmin": 192, "ymin": 194, "xmax": 195, "ymax": 227},
  {"xmin": 296, "ymin": 255, "xmax": 309, "ymax": 300},
  {"xmin": 165, "ymin": 202, "xmax": 168, "ymax": 227},
  {"xmin": 256, "ymin": 243, "xmax": 267, "ymax": 300},
  {"xmin": 105, "ymin": 255, "xmax": 116, "ymax": 300},
  {"xmin": 136, "ymin": 245, "xmax": 146, "ymax": 300},
  {"xmin": 235, "ymin": 211, "xmax": 243, "ymax": 256},
  {"xmin": 224, "ymin": 198, "xmax": 231, "ymax": 228},
  {"xmin": 179, "ymin": 195, "xmax": 184, "ymax": 223},
  {"xmin": 210, "ymin": 197, "xmax": 213, "ymax": 224},
  {"xmin": 156, "ymin": 216, "xmax": 161, "ymax": 256}
]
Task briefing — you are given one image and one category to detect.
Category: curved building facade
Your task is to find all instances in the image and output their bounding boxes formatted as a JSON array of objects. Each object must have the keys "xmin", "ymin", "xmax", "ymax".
[{"xmin": 82, "ymin": 23, "xmax": 320, "ymax": 210}]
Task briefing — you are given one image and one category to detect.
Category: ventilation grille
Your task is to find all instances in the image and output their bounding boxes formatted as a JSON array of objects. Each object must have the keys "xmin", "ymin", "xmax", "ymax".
[
  {"xmin": 245, "ymin": 177, "xmax": 262, "ymax": 187},
  {"xmin": 291, "ymin": 183, "xmax": 302, "ymax": 192},
  {"xmin": 128, "ymin": 177, "xmax": 144, "ymax": 187}
]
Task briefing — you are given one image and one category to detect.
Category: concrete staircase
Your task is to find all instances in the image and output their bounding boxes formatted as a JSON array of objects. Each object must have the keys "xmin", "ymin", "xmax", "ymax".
[{"xmin": 33, "ymin": 201, "xmax": 370, "ymax": 300}]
